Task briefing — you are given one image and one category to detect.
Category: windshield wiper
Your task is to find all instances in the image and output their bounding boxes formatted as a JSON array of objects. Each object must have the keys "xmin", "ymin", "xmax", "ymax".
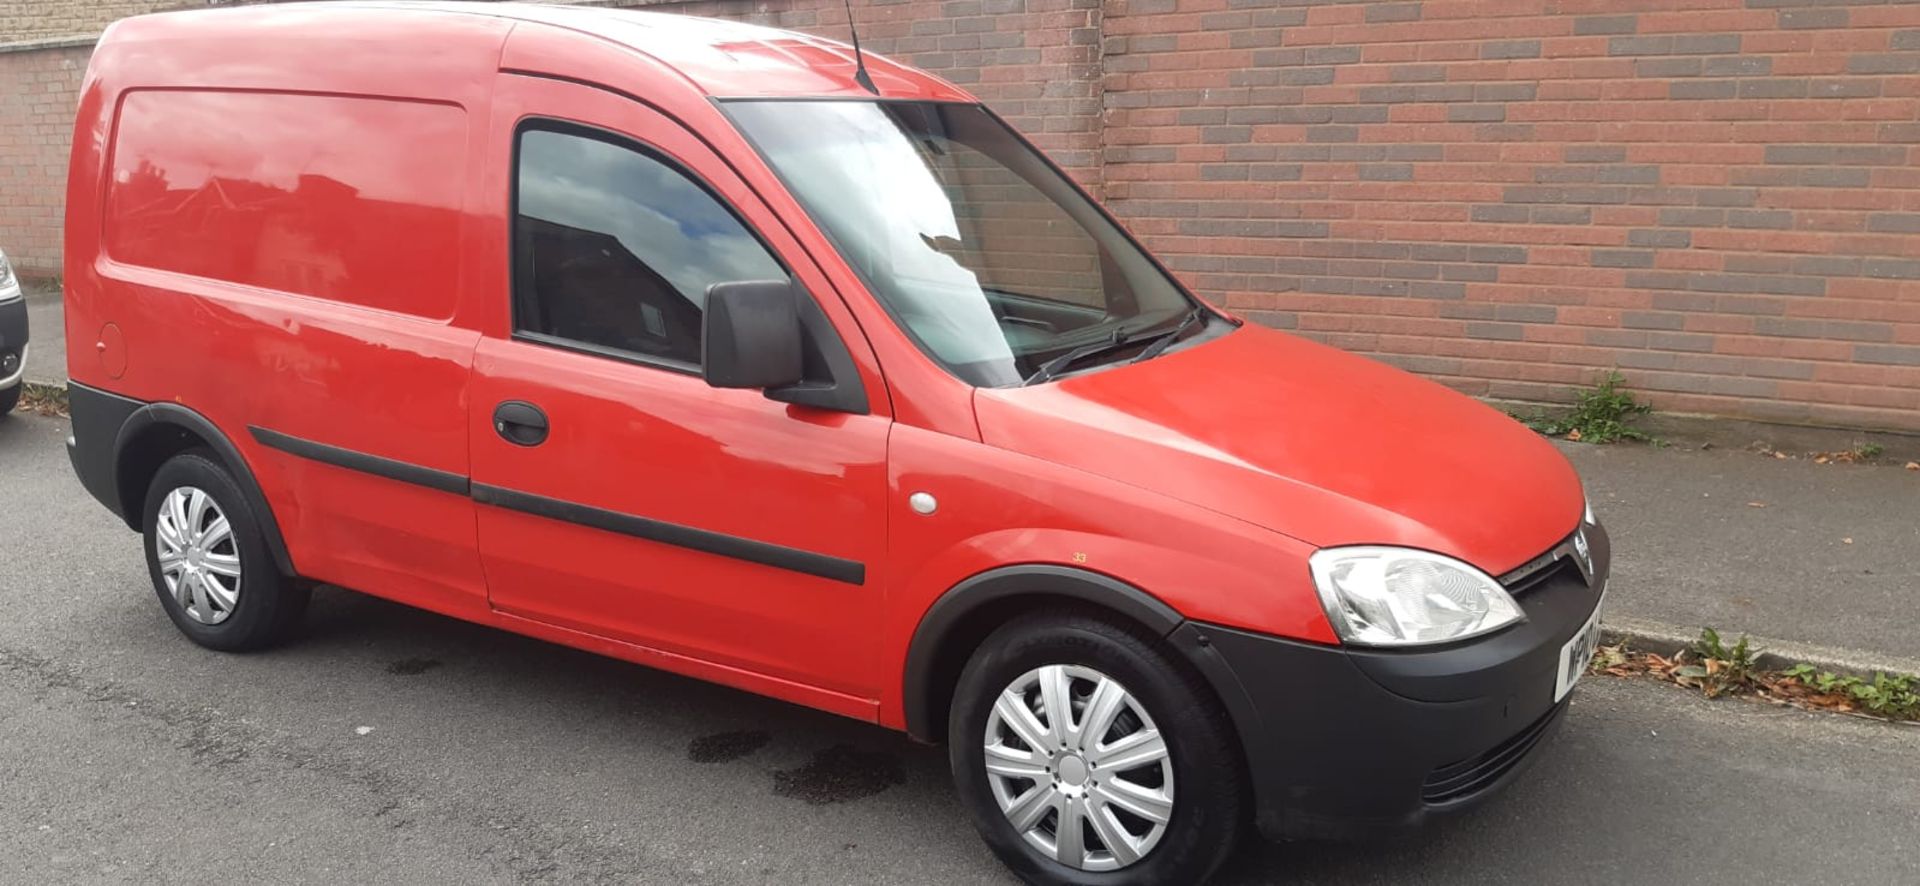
[
  {"xmin": 1023, "ymin": 327, "xmax": 1140, "ymax": 386},
  {"xmin": 1129, "ymin": 307, "xmax": 1207, "ymax": 365}
]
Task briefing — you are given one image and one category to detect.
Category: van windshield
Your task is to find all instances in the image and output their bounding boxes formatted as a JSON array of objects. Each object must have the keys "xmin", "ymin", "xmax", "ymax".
[{"xmin": 725, "ymin": 100, "xmax": 1204, "ymax": 388}]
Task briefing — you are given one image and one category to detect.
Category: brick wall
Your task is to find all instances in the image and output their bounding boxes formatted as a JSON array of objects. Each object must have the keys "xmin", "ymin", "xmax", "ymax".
[
  {"xmin": 4, "ymin": 0, "xmax": 1918, "ymax": 432},
  {"xmin": 0, "ymin": 1, "xmax": 194, "ymax": 44},
  {"xmin": 1093, "ymin": 0, "xmax": 1920, "ymax": 432},
  {"xmin": 0, "ymin": 44, "xmax": 88, "ymax": 277}
]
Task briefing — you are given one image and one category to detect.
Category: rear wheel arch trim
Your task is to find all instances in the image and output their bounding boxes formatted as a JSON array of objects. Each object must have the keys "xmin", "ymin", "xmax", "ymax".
[
  {"xmin": 900, "ymin": 564, "xmax": 1188, "ymax": 743},
  {"xmin": 113, "ymin": 402, "xmax": 297, "ymax": 577}
]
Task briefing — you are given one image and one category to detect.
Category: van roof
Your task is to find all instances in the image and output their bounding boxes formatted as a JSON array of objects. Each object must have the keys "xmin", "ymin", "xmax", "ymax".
[{"xmin": 109, "ymin": 1, "xmax": 972, "ymax": 102}]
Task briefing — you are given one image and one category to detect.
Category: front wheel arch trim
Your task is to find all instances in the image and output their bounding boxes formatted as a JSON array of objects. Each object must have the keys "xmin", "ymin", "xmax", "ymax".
[{"xmin": 900, "ymin": 563, "xmax": 1189, "ymax": 743}]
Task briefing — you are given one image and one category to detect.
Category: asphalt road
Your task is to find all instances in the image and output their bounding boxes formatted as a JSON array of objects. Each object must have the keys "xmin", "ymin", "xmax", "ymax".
[{"xmin": 3, "ymin": 410, "xmax": 1918, "ymax": 885}]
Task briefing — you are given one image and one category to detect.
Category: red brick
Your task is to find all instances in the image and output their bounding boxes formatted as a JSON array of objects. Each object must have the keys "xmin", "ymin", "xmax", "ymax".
[
  {"xmin": 2, "ymin": 0, "xmax": 1915, "ymax": 432},
  {"xmin": 1636, "ymin": 9, "xmax": 1775, "ymax": 34}
]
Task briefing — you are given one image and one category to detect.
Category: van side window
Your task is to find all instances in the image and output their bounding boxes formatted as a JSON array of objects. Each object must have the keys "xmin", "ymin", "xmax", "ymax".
[{"xmin": 513, "ymin": 126, "xmax": 785, "ymax": 368}]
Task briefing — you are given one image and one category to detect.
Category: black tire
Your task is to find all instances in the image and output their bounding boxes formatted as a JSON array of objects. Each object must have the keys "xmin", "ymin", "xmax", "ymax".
[
  {"xmin": 141, "ymin": 450, "xmax": 309, "ymax": 651},
  {"xmin": 949, "ymin": 611, "xmax": 1246, "ymax": 886},
  {"xmin": 0, "ymin": 383, "xmax": 19, "ymax": 416}
]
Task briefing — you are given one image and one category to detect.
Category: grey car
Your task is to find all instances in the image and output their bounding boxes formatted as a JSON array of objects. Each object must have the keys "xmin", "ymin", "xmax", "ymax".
[{"xmin": 0, "ymin": 247, "xmax": 26, "ymax": 415}]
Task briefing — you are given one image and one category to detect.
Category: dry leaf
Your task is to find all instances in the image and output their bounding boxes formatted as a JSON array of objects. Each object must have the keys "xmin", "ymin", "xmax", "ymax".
[
  {"xmin": 1747, "ymin": 501, "xmax": 1767, "ymax": 508},
  {"xmin": 1907, "ymin": 462, "xmax": 1919, "ymax": 471},
  {"xmin": 1843, "ymin": 538, "xmax": 1854, "ymax": 544},
  {"xmin": 1566, "ymin": 428, "xmax": 1583, "ymax": 442},
  {"xmin": 1774, "ymin": 452, "xmax": 1789, "ymax": 460},
  {"xmin": 1814, "ymin": 455, "xmax": 1829, "ymax": 464}
]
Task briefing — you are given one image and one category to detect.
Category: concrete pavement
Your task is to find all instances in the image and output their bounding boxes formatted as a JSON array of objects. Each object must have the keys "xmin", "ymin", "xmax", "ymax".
[
  {"xmin": 3, "ymin": 411, "xmax": 1919, "ymax": 884},
  {"xmin": 1564, "ymin": 439, "xmax": 1920, "ymax": 664},
  {"xmin": 19, "ymin": 282, "xmax": 64, "ymax": 386}
]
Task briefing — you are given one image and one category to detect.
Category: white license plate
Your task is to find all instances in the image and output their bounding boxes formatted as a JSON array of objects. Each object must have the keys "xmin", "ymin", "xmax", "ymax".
[{"xmin": 1554, "ymin": 599, "xmax": 1605, "ymax": 702}]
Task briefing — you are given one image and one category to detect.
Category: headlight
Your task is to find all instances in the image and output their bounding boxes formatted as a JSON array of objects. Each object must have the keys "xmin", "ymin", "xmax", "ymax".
[
  {"xmin": 1308, "ymin": 546, "xmax": 1524, "ymax": 647},
  {"xmin": 0, "ymin": 251, "xmax": 16, "ymax": 295}
]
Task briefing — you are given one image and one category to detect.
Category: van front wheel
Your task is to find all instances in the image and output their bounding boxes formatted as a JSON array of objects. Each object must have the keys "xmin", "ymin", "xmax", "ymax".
[
  {"xmin": 948, "ymin": 612, "xmax": 1245, "ymax": 886},
  {"xmin": 142, "ymin": 451, "xmax": 309, "ymax": 651}
]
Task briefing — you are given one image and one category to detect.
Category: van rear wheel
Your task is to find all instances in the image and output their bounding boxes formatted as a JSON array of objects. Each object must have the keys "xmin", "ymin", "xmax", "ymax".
[
  {"xmin": 948, "ymin": 612, "xmax": 1246, "ymax": 886},
  {"xmin": 0, "ymin": 383, "xmax": 19, "ymax": 416},
  {"xmin": 142, "ymin": 451, "xmax": 309, "ymax": 651}
]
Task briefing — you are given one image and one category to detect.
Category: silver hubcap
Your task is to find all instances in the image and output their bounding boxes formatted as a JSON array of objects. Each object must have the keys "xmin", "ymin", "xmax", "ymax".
[
  {"xmin": 984, "ymin": 665, "xmax": 1174, "ymax": 872},
  {"xmin": 154, "ymin": 486, "xmax": 241, "ymax": 625}
]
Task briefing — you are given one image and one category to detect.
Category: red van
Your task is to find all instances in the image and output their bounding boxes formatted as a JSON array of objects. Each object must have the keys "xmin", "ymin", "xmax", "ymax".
[{"xmin": 64, "ymin": 4, "xmax": 1608, "ymax": 883}]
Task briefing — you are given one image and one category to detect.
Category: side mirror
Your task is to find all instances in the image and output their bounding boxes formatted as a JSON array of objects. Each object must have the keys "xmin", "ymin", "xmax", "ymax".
[{"xmin": 702, "ymin": 279, "xmax": 805, "ymax": 390}]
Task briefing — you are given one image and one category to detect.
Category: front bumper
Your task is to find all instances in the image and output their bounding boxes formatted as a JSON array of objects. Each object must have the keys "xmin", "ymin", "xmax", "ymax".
[
  {"xmin": 0, "ymin": 294, "xmax": 27, "ymax": 388},
  {"xmin": 1175, "ymin": 521, "xmax": 1610, "ymax": 841}
]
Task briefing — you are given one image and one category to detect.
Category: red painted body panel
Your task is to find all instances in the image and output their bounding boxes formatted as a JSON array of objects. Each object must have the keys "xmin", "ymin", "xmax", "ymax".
[
  {"xmin": 65, "ymin": 3, "xmax": 1588, "ymax": 737},
  {"xmin": 105, "ymin": 90, "xmax": 470, "ymax": 320},
  {"xmin": 66, "ymin": 7, "xmax": 511, "ymax": 618},
  {"xmin": 879, "ymin": 423, "xmax": 1338, "ymax": 692},
  {"xmin": 975, "ymin": 324, "xmax": 1585, "ymax": 578},
  {"xmin": 467, "ymin": 74, "xmax": 892, "ymax": 703}
]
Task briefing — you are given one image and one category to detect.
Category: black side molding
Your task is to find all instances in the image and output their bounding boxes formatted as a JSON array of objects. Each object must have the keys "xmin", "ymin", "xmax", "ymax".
[
  {"xmin": 249, "ymin": 425, "xmax": 864, "ymax": 586},
  {"xmin": 471, "ymin": 483, "xmax": 866, "ymax": 586},
  {"xmin": 249, "ymin": 426, "xmax": 469, "ymax": 495}
]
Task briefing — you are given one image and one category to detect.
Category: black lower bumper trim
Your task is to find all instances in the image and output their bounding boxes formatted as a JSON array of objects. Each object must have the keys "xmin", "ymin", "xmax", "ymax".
[
  {"xmin": 1186, "ymin": 526, "xmax": 1609, "ymax": 841},
  {"xmin": 1422, "ymin": 700, "xmax": 1567, "ymax": 807},
  {"xmin": 0, "ymin": 296, "xmax": 27, "ymax": 384}
]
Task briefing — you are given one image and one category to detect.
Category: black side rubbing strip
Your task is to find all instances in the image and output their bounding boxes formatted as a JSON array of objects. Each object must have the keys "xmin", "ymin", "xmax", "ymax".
[
  {"xmin": 471, "ymin": 483, "xmax": 866, "ymax": 586},
  {"xmin": 248, "ymin": 426, "xmax": 470, "ymax": 496},
  {"xmin": 247, "ymin": 427, "xmax": 865, "ymax": 584}
]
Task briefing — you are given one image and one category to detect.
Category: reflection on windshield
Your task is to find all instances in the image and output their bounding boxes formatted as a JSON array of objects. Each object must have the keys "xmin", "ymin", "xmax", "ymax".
[
  {"xmin": 727, "ymin": 100, "xmax": 1196, "ymax": 387},
  {"xmin": 779, "ymin": 102, "xmax": 1007, "ymax": 372}
]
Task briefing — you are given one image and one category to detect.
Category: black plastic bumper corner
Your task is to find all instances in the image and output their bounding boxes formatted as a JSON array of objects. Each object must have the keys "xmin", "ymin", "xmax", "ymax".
[
  {"xmin": 65, "ymin": 381, "xmax": 144, "ymax": 520},
  {"xmin": 1172, "ymin": 524, "xmax": 1609, "ymax": 841},
  {"xmin": 0, "ymin": 296, "xmax": 26, "ymax": 384}
]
